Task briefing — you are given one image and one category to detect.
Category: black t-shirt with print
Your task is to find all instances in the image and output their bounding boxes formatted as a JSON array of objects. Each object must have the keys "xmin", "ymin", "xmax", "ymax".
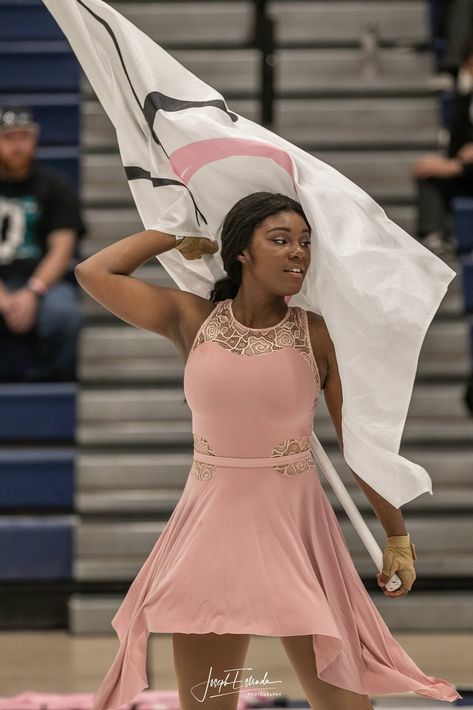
[
  {"xmin": 447, "ymin": 91, "xmax": 473, "ymax": 183},
  {"xmin": 0, "ymin": 160, "xmax": 87, "ymax": 279}
]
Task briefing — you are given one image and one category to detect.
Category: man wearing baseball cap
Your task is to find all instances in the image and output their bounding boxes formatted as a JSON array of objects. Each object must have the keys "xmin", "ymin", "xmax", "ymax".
[{"xmin": 0, "ymin": 105, "xmax": 86, "ymax": 381}]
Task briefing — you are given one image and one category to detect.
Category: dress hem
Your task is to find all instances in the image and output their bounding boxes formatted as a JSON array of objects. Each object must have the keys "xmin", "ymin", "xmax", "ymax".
[{"xmin": 90, "ymin": 621, "xmax": 462, "ymax": 710}]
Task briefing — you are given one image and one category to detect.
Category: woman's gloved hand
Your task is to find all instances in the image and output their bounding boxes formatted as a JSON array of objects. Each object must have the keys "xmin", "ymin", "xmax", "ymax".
[
  {"xmin": 376, "ymin": 533, "xmax": 417, "ymax": 598},
  {"xmin": 175, "ymin": 236, "xmax": 219, "ymax": 260}
]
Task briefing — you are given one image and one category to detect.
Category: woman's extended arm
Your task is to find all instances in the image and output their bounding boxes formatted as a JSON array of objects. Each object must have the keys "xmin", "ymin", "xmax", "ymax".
[{"xmin": 315, "ymin": 315, "xmax": 407, "ymax": 536}]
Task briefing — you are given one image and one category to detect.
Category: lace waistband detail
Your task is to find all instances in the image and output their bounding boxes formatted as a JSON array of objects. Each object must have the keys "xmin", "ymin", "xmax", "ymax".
[{"xmin": 190, "ymin": 435, "xmax": 315, "ymax": 479}]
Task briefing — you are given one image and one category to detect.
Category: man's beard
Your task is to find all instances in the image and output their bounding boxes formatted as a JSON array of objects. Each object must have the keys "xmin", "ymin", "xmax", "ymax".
[{"xmin": 0, "ymin": 156, "xmax": 33, "ymax": 177}]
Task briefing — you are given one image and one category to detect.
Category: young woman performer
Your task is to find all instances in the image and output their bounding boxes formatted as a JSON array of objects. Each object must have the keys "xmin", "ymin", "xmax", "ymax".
[{"xmin": 75, "ymin": 192, "xmax": 461, "ymax": 710}]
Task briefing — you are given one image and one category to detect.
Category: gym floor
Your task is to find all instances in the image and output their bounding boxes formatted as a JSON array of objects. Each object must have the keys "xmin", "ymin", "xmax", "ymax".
[{"xmin": 0, "ymin": 630, "xmax": 471, "ymax": 706}]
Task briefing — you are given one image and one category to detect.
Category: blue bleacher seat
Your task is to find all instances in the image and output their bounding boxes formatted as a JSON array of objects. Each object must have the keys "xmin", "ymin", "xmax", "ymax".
[
  {"xmin": 0, "ymin": 449, "xmax": 74, "ymax": 509},
  {"xmin": 0, "ymin": 329, "xmax": 37, "ymax": 382},
  {"xmin": 0, "ymin": 383, "xmax": 77, "ymax": 440},
  {"xmin": 0, "ymin": 41, "xmax": 80, "ymax": 92},
  {"xmin": 0, "ymin": 0, "xmax": 65, "ymax": 42},
  {"xmin": 0, "ymin": 515, "xmax": 73, "ymax": 579}
]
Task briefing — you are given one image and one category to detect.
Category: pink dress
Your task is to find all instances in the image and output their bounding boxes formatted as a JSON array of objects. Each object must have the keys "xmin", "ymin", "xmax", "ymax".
[{"xmin": 92, "ymin": 298, "xmax": 462, "ymax": 710}]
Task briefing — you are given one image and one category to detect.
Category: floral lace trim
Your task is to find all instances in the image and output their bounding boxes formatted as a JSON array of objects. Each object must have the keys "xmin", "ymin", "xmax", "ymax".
[
  {"xmin": 190, "ymin": 435, "xmax": 314, "ymax": 479},
  {"xmin": 190, "ymin": 435, "xmax": 216, "ymax": 480},
  {"xmin": 271, "ymin": 436, "xmax": 315, "ymax": 477},
  {"xmin": 191, "ymin": 299, "xmax": 320, "ymax": 385}
]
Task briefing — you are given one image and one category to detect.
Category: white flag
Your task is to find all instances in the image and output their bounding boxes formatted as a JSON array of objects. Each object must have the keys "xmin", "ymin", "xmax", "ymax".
[{"xmin": 42, "ymin": 0, "xmax": 456, "ymax": 509}]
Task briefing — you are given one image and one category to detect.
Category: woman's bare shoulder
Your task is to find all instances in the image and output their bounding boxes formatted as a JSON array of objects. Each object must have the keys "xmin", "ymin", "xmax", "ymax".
[
  {"xmin": 305, "ymin": 309, "xmax": 328, "ymax": 337},
  {"xmin": 176, "ymin": 291, "xmax": 219, "ymax": 361}
]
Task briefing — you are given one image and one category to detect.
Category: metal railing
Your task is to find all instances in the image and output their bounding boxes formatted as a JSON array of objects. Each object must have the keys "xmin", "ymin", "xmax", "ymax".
[{"xmin": 252, "ymin": 0, "xmax": 277, "ymax": 128}]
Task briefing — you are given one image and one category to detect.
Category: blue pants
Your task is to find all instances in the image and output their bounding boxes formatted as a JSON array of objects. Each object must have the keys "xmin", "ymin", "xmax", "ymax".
[{"xmin": 0, "ymin": 275, "xmax": 86, "ymax": 382}]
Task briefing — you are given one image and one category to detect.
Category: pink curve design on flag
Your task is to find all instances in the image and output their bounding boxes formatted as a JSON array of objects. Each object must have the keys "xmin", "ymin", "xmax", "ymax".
[{"xmin": 169, "ymin": 137, "xmax": 296, "ymax": 187}]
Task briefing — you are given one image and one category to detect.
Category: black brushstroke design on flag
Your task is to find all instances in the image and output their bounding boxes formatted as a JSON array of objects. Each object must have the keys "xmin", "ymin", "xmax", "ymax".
[
  {"xmin": 123, "ymin": 167, "xmax": 206, "ymax": 224},
  {"xmin": 77, "ymin": 0, "xmax": 211, "ymax": 226}
]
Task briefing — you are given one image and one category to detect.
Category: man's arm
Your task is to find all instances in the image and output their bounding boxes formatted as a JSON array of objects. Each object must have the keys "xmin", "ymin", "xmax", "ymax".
[
  {"xmin": 29, "ymin": 170, "xmax": 87, "ymax": 292},
  {"xmin": 447, "ymin": 92, "xmax": 470, "ymax": 160},
  {"xmin": 0, "ymin": 228, "xmax": 76, "ymax": 305},
  {"xmin": 445, "ymin": 92, "xmax": 473, "ymax": 179}
]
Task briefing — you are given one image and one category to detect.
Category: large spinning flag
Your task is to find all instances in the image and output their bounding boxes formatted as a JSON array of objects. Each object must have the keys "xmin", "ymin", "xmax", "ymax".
[{"xmin": 42, "ymin": 0, "xmax": 456, "ymax": 512}]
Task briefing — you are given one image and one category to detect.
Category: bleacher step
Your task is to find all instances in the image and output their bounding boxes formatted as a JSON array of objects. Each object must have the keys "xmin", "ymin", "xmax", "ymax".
[
  {"xmin": 80, "ymin": 203, "xmax": 462, "ymax": 300},
  {"xmin": 82, "ymin": 97, "xmax": 438, "ymax": 151},
  {"xmin": 77, "ymin": 382, "xmax": 472, "ymax": 425},
  {"xmin": 78, "ymin": 354, "xmax": 472, "ymax": 382},
  {"xmin": 79, "ymin": 315, "xmax": 467, "ymax": 359},
  {"xmin": 78, "ymin": 416, "xmax": 472, "ymax": 448},
  {"xmin": 76, "ymin": 484, "xmax": 473, "ymax": 516},
  {"xmin": 74, "ymin": 516, "xmax": 473, "ymax": 562},
  {"xmin": 76, "ymin": 447, "xmax": 473, "ymax": 492},
  {"xmin": 271, "ymin": 1, "xmax": 427, "ymax": 46},
  {"xmin": 68, "ymin": 591, "xmax": 473, "ymax": 634},
  {"xmin": 81, "ymin": 48, "xmax": 433, "ymax": 99},
  {"xmin": 80, "ymin": 150, "xmax": 442, "ymax": 206},
  {"xmin": 80, "ymin": 204, "xmax": 420, "ymax": 255},
  {"xmin": 104, "ymin": 2, "xmax": 427, "ymax": 47}
]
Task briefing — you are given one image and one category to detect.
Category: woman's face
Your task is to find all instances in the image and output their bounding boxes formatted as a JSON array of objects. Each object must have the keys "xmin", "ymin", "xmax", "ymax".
[{"xmin": 237, "ymin": 210, "xmax": 311, "ymax": 295}]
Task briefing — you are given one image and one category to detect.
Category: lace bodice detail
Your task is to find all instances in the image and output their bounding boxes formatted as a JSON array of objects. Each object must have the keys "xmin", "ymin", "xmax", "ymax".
[
  {"xmin": 190, "ymin": 298, "xmax": 320, "ymax": 384},
  {"xmin": 187, "ymin": 299, "xmax": 320, "ymax": 481}
]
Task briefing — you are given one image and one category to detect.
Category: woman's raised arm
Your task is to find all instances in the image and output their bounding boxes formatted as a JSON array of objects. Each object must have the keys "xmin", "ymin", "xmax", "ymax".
[{"xmin": 74, "ymin": 229, "xmax": 189, "ymax": 343}]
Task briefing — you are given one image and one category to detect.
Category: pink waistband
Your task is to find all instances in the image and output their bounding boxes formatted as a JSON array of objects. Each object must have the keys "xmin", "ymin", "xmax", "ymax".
[{"xmin": 192, "ymin": 448, "xmax": 313, "ymax": 468}]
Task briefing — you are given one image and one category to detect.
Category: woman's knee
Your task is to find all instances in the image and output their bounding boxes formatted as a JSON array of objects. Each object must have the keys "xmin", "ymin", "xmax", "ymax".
[{"xmin": 172, "ymin": 632, "xmax": 251, "ymax": 710}]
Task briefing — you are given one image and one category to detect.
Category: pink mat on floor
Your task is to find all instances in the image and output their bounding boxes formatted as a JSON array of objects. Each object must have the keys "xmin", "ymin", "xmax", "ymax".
[{"xmin": 0, "ymin": 688, "xmax": 270, "ymax": 709}]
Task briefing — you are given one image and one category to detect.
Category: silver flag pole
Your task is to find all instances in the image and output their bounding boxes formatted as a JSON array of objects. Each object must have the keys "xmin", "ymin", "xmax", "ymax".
[{"xmin": 310, "ymin": 431, "xmax": 402, "ymax": 591}]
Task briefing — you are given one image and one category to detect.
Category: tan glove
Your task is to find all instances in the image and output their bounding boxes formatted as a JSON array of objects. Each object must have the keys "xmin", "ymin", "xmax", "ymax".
[
  {"xmin": 175, "ymin": 236, "xmax": 219, "ymax": 260},
  {"xmin": 379, "ymin": 533, "xmax": 417, "ymax": 594}
]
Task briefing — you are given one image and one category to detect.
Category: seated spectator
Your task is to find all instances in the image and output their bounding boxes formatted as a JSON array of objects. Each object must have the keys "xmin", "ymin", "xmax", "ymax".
[
  {"xmin": 432, "ymin": 0, "xmax": 473, "ymax": 82},
  {"xmin": 0, "ymin": 105, "xmax": 87, "ymax": 382},
  {"xmin": 412, "ymin": 33, "xmax": 473, "ymax": 257},
  {"xmin": 465, "ymin": 369, "xmax": 473, "ymax": 414}
]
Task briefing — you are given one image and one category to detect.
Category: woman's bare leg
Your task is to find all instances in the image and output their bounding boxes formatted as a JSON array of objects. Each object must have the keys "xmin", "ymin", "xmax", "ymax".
[
  {"xmin": 280, "ymin": 635, "xmax": 374, "ymax": 710},
  {"xmin": 172, "ymin": 632, "xmax": 251, "ymax": 710}
]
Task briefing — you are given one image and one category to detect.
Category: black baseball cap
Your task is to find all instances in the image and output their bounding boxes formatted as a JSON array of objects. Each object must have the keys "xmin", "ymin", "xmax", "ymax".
[{"xmin": 0, "ymin": 105, "xmax": 40, "ymax": 134}]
